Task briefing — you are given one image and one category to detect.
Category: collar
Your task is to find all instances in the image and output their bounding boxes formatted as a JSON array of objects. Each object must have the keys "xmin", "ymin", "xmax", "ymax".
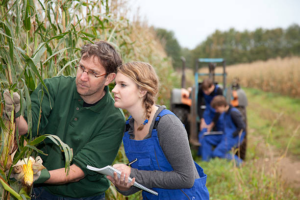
[
  {"xmin": 226, "ymin": 105, "xmax": 233, "ymax": 114},
  {"xmin": 209, "ymin": 85, "xmax": 217, "ymax": 96}
]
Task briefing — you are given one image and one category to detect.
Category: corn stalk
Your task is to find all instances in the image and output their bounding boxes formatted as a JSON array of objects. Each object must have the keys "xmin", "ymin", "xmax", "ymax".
[{"xmin": 0, "ymin": 0, "xmax": 175, "ymax": 199}]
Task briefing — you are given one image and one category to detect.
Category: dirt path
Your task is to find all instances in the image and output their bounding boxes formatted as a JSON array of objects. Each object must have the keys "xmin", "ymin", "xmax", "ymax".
[
  {"xmin": 251, "ymin": 129, "xmax": 300, "ymax": 188},
  {"xmin": 247, "ymin": 101, "xmax": 300, "ymax": 194}
]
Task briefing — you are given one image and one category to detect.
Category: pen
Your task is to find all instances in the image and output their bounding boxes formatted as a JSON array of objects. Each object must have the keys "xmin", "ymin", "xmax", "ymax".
[{"xmin": 127, "ymin": 158, "xmax": 138, "ymax": 166}]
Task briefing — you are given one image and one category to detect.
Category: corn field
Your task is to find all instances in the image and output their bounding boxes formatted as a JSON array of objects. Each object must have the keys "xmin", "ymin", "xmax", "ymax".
[
  {"xmin": 0, "ymin": 0, "xmax": 174, "ymax": 199},
  {"xmin": 212, "ymin": 57, "xmax": 300, "ymax": 98}
]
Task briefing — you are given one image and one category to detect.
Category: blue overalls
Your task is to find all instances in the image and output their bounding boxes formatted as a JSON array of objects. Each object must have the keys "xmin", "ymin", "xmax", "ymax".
[
  {"xmin": 198, "ymin": 85, "xmax": 224, "ymax": 159},
  {"xmin": 123, "ymin": 109, "xmax": 210, "ymax": 200},
  {"xmin": 202, "ymin": 106, "xmax": 245, "ymax": 165},
  {"xmin": 201, "ymin": 85, "xmax": 224, "ymax": 129}
]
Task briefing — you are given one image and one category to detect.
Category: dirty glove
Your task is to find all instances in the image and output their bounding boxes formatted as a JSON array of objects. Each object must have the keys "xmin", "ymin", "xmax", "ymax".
[
  {"xmin": 32, "ymin": 156, "xmax": 50, "ymax": 184},
  {"xmin": 10, "ymin": 156, "xmax": 49, "ymax": 186},
  {"xmin": 3, "ymin": 89, "xmax": 20, "ymax": 118}
]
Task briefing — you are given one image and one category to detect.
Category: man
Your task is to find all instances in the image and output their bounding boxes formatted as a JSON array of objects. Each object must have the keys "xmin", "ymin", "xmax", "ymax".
[
  {"xmin": 4, "ymin": 41, "xmax": 125, "ymax": 199},
  {"xmin": 197, "ymin": 78, "xmax": 224, "ymax": 158},
  {"xmin": 197, "ymin": 78, "xmax": 223, "ymax": 133},
  {"xmin": 201, "ymin": 95, "xmax": 245, "ymax": 165}
]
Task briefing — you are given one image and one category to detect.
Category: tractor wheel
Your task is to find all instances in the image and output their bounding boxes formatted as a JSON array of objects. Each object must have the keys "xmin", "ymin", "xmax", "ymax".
[
  {"xmin": 235, "ymin": 106, "xmax": 247, "ymax": 160},
  {"xmin": 172, "ymin": 106, "xmax": 190, "ymax": 136}
]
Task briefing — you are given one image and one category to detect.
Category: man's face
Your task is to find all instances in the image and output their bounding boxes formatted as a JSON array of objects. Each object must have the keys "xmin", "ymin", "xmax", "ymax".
[
  {"xmin": 203, "ymin": 85, "xmax": 215, "ymax": 95},
  {"xmin": 75, "ymin": 56, "xmax": 109, "ymax": 98},
  {"xmin": 215, "ymin": 106, "xmax": 226, "ymax": 113}
]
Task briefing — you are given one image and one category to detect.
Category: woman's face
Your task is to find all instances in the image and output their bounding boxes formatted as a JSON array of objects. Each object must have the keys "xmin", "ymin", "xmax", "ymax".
[{"xmin": 112, "ymin": 72, "xmax": 143, "ymax": 110}]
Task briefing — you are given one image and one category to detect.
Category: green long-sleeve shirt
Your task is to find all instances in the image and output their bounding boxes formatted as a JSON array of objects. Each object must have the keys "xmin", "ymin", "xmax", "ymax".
[{"xmin": 25, "ymin": 76, "xmax": 125, "ymax": 198}]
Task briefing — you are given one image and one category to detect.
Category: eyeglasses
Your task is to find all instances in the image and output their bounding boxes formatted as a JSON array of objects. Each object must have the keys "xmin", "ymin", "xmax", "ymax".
[{"xmin": 76, "ymin": 64, "xmax": 107, "ymax": 79}]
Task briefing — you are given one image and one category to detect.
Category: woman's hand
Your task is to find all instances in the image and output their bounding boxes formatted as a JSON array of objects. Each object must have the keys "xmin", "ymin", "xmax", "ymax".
[{"xmin": 106, "ymin": 164, "xmax": 135, "ymax": 191}]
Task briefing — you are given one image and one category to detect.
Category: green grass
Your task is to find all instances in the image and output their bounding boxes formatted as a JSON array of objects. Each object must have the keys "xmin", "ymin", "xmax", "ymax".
[
  {"xmin": 117, "ymin": 85, "xmax": 300, "ymax": 199},
  {"xmin": 192, "ymin": 87, "xmax": 300, "ymax": 199},
  {"xmin": 244, "ymin": 88, "xmax": 300, "ymax": 156},
  {"xmin": 245, "ymin": 88, "xmax": 300, "ymax": 121},
  {"xmin": 196, "ymin": 158, "xmax": 297, "ymax": 200}
]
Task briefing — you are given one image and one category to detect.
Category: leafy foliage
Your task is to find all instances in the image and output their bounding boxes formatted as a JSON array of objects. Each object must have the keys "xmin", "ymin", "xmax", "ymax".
[
  {"xmin": 0, "ymin": 0, "xmax": 175, "ymax": 199},
  {"xmin": 189, "ymin": 24, "xmax": 300, "ymax": 67},
  {"xmin": 155, "ymin": 28, "xmax": 182, "ymax": 69}
]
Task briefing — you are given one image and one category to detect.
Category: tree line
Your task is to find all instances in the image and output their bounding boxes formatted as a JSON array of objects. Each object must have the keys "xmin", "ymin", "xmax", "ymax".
[{"xmin": 155, "ymin": 24, "xmax": 300, "ymax": 69}]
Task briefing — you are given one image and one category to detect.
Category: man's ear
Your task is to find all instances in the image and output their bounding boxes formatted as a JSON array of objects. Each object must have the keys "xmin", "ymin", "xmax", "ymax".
[{"xmin": 105, "ymin": 73, "xmax": 116, "ymax": 86}]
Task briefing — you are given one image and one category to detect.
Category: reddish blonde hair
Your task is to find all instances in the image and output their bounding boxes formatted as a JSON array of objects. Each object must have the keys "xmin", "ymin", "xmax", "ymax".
[{"xmin": 117, "ymin": 62, "xmax": 159, "ymax": 130}]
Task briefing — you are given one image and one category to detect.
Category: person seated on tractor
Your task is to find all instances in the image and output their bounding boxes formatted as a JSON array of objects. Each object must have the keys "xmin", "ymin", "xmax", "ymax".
[
  {"xmin": 201, "ymin": 95, "xmax": 245, "ymax": 165},
  {"xmin": 197, "ymin": 78, "xmax": 224, "ymax": 148}
]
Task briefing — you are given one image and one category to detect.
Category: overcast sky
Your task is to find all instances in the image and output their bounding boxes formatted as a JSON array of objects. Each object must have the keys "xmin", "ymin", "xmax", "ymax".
[{"xmin": 129, "ymin": 0, "xmax": 300, "ymax": 49}]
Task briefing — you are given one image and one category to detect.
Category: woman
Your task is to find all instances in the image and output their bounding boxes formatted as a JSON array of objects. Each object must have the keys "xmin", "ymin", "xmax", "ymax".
[{"xmin": 108, "ymin": 62, "xmax": 209, "ymax": 199}]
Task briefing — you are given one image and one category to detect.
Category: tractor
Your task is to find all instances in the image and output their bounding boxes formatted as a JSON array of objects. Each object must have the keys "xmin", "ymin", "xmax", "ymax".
[{"xmin": 170, "ymin": 58, "xmax": 248, "ymax": 160}]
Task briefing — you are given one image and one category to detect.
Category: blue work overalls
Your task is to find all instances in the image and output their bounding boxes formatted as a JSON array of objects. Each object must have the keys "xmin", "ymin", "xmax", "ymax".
[
  {"xmin": 202, "ymin": 106, "xmax": 245, "ymax": 164},
  {"xmin": 201, "ymin": 85, "xmax": 223, "ymax": 129},
  {"xmin": 198, "ymin": 85, "xmax": 224, "ymax": 159},
  {"xmin": 123, "ymin": 109, "xmax": 210, "ymax": 200}
]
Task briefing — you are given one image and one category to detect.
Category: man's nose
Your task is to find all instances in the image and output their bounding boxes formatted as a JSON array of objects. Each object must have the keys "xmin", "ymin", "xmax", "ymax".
[{"xmin": 81, "ymin": 71, "xmax": 89, "ymax": 81}]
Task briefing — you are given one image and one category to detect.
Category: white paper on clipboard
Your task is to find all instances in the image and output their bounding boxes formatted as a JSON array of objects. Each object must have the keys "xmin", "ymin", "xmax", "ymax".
[{"xmin": 87, "ymin": 165, "xmax": 158, "ymax": 196}]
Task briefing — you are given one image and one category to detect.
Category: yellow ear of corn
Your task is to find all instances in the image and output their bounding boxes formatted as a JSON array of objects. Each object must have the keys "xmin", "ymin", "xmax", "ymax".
[{"xmin": 23, "ymin": 160, "xmax": 33, "ymax": 186}]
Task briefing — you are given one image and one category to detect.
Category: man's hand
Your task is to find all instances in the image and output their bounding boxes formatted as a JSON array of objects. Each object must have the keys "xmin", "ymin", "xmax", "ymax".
[
  {"xmin": 10, "ymin": 156, "xmax": 48, "ymax": 186},
  {"xmin": 107, "ymin": 164, "xmax": 135, "ymax": 191},
  {"xmin": 4, "ymin": 90, "xmax": 20, "ymax": 118},
  {"xmin": 200, "ymin": 118, "xmax": 207, "ymax": 130},
  {"xmin": 207, "ymin": 122, "xmax": 215, "ymax": 133}
]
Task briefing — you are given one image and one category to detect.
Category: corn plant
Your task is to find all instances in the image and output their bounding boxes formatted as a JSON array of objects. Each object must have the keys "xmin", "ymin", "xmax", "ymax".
[
  {"xmin": 211, "ymin": 57, "xmax": 300, "ymax": 98},
  {"xmin": 0, "ymin": 0, "xmax": 175, "ymax": 199}
]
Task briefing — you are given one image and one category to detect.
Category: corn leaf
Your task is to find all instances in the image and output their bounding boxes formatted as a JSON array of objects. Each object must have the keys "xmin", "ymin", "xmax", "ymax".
[
  {"xmin": 0, "ymin": 177, "xmax": 22, "ymax": 200},
  {"xmin": 27, "ymin": 135, "xmax": 47, "ymax": 146},
  {"xmin": 19, "ymin": 188, "xmax": 31, "ymax": 200},
  {"xmin": 23, "ymin": 0, "xmax": 31, "ymax": 31},
  {"xmin": 46, "ymin": 135, "xmax": 73, "ymax": 174},
  {"xmin": 26, "ymin": 145, "xmax": 47, "ymax": 155},
  {"xmin": 42, "ymin": 47, "xmax": 70, "ymax": 65},
  {"xmin": 32, "ymin": 44, "xmax": 47, "ymax": 66},
  {"xmin": 16, "ymin": 48, "xmax": 49, "ymax": 96},
  {"xmin": 56, "ymin": 58, "xmax": 79, "ymax": 76}
]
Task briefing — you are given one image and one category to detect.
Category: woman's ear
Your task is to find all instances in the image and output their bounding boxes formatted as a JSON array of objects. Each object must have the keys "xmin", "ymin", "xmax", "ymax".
[{"xmin": 139, "ymin": 89, "xmax": 147, "ymax": 98}]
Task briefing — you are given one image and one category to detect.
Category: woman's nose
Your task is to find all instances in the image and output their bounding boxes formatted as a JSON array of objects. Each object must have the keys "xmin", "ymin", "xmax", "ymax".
[{"xmin": 112, "ymin": 85, "xmax": 117, "ymax": 93}]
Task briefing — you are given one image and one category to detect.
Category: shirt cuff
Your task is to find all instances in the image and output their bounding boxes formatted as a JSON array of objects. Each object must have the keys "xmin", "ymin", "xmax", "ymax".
[
  {"xmin": 116, "ymin": 185, "xmax": 140, "ymax": 196},
  {"xmin": 73, "ymin": 158, "xmax": 89, "ymax": 176},
  {"xmin": 15, "ymin": 111, "xmax": 21, "ymax": 118},
  {"xmin": 130, "ymin": 168, "xmax": 138, "ymax": 179},
  {"xmin": 34, "ymin": 168, "xmax": 50, "ymax": 184}
]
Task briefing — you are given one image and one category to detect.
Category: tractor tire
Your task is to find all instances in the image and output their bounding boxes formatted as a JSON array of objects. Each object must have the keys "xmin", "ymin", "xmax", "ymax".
[
  {"xmin": 172, "ymin": 106, "xmax": 190, "ymax": 137},
  {"xmin": 235, "ymin": 106, "xmax": 247, "ymax": 160}
]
